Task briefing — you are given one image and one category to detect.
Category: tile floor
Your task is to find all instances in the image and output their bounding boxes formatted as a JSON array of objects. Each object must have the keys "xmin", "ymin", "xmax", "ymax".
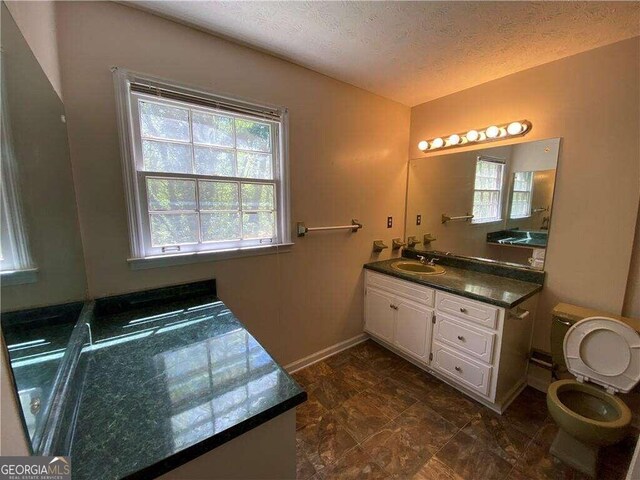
[{"xmin": 293, "ymin": 340, "xmax": 639, "ymax": 480}]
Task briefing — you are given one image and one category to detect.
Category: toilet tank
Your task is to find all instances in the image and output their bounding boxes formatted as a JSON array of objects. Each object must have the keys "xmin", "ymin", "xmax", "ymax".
[{"xmin": 551, "ymin": 310, "xmax": 573, "ymax": 375}]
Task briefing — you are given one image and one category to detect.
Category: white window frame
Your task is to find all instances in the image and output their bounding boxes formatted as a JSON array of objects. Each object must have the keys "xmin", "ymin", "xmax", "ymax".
[
  {"xmin": 471, "ymin": 156, "xmax": 505, "ymax": 224},
  {"xmin": 1, "ymin": 55, "xmax": 37, "ymax": 285},
  {"xmin": 509, "ymin": 171, "xmax": 534, "ymax": 219},
  {"xmin": 113, "ymin": 68, "xmax": 291, "ymax": 268}
]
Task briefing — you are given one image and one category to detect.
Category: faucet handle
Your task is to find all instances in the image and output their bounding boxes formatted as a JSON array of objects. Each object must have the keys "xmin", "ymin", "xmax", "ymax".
[
  {"xmin": 392, "ymin": 238, "xmax": 406, "ymax": 250},
  {"xmin": 417, "ymin": 255, "xmax": 427, "ymax": 264},
  {"xmin": 407, "ymin": 236, "xmax": 421, "ymax": 248},
  {"xmin": 372, "ymin": 240, "xmax": 388, "ymax": 253}
]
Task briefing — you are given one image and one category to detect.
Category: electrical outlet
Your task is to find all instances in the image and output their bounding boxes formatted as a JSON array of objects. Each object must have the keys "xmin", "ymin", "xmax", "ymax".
[
  {"xmin": 416, "ymin": 214, "xmax": 422, "ymax": 225},
  {"xmin": 387, "ymin": 216, "xmax": 393, "ymax": 228}
]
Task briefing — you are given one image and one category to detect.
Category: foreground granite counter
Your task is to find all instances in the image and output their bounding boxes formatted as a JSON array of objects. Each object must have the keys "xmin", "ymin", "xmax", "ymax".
[
  {"xmin": 69, "ymin": 288, "xmax": 304, "ymax": 479},
  {"xmin": 364, "ymin": 258, "xmax": 542, "ymax": 308},
  {"xmin": 4, "ymin": 280, "xmax": 305, "ymax": 480}
]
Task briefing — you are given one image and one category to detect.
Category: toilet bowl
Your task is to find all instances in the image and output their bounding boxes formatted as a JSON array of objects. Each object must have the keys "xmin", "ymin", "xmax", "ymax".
[{"xmin": 546, "ymin": 316, "xmax": 640, "ymax": 478}]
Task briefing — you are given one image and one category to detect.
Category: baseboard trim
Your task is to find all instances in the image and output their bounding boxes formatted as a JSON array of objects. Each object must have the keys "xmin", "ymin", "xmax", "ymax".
[{"xmin": 285, "ymin": 333, "xmax": 369, "ymax": 373}]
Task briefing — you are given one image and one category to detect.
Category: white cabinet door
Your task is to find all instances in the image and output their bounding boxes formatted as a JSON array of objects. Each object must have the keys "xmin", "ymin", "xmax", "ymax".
[
  {"xmin": 395, "ymin": 299, "xmax": 432, "ymax": 361},
  {"xmin": 365, "ymin": 287, "xmax": 395, "ymax": 343}
]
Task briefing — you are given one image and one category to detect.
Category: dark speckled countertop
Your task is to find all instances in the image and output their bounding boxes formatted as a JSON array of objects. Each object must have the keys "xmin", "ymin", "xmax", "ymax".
[
  {"xmin": 64, "ymin": 294, "xmax": 305, "ymax": 480},
  {"xmin": 3, "ymin": 281, "xmax": 307, "ymax": 480},
  {"xmin": 364, "ymin": 259, "xmax": 542, "ymax": 308}
]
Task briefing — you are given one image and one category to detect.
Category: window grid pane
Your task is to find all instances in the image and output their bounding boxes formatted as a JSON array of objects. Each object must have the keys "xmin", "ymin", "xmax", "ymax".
[
  {"xmin": 472, "ymin": 160, "xmax": 504, "ymax": 223},
  {"xmin": 510, "ymin": 171, "xmax": 533, "ymax": 218},
  {"xmin": 139, "ymin": 100, "xmax": 274, "ymax": 181},
  {"xmin": 137, "ymin": 96, "xmax": 279, "ymax": 251}
]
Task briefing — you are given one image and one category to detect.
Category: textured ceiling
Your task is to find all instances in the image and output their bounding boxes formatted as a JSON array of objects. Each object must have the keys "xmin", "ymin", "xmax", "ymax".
[{"xmin": 126, "ymin": 1, "xmax": 640, "ymax": 106}]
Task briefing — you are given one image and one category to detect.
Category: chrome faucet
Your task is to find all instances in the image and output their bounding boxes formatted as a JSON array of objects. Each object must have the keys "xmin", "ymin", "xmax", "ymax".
[{"xmin": 417, "ymin": 255, "xmax": 438, "ymax": 266}]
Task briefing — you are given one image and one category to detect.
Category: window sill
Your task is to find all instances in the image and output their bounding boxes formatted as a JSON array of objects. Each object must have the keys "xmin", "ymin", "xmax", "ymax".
[
  {"xmin": 128, "ymin": 243, "xmax": 294, "ymax": 270},
  {"xmin": 471, "ymin": 219, "xmax": 503, "ymax": 226},
  {"xmin": 1, "ymin": 268, "xmax": 38, "ymax": 286}
]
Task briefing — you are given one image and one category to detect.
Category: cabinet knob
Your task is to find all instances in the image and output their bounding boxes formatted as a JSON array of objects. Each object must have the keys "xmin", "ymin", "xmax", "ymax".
[
  {"xmin": 459, "ymin": 307, "xmax": 467, "ymax": 313},
  {"xmin": 454, "ymin": 366, "xmax": 462, "ymax": 372},
  {"xmin": 457, "ymin": 335, "xmax": 464, "ymax": 341}
]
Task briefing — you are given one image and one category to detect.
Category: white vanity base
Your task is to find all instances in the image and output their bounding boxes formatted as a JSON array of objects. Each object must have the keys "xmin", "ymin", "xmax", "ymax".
[
  {"xmin": 364, "ymin": 270, "xmax": 537, "ymax": 414},
  {"xmin": 369, "ymin": 335, "xmax": 526, "ymax": 414}
]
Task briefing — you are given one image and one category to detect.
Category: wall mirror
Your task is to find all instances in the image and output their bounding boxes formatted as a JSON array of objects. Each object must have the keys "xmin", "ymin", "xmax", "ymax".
[
  {"xmin": 1, "ymin": 4, "xmax": 87, "ymax": 451},
  {"xmin": 405, "ymin": 137, "xmax": 561, "ymax": 269}
]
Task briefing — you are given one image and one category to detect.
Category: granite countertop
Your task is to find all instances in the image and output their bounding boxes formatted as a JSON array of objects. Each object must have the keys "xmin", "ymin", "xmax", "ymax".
[
  {"xmin": 47, "ymin": 286, "xmax": 305, "ymax": 479},
  {"xmin": 486, "ymin": 230, "xmax": 548, "ymax": 249},
  {"xmin": 364, "ymin": 259, "xmax": 542, "ymax": 308}
]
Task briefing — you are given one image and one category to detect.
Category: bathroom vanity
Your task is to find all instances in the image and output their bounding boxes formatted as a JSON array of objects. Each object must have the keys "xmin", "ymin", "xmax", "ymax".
[{"xmin": 363, "ymin": 252, "xmax": 542, "ymax": 413}]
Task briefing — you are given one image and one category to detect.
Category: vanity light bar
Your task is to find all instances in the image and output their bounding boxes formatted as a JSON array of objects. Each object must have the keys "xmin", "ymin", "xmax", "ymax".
[{"xmin": 418, "ymin": 120, "xmax": 532, "ymax": 153}]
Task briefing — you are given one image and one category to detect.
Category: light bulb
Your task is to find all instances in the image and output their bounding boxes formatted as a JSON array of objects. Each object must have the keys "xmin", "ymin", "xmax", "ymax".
[
  {"xmin": 418, "ymin": 140, "xmax": 429, "ymax": 151},
  {"xmin": 486, "ymin": 126, "xmax": 500, "ymax": 138},
  {"xmin": 507, "ymin": 122, "xmax": 523, "ymax": 135},
  {"xmin": 448, "ymin": 134, "xmax": 461, "ymax": 145},
  {"xmin": 466, "ymin": 130, "xmax": 479, "ymax": 142},
  {"xmin": 431, "ymin": 137, "xmax": 444, "ymax": 149}
]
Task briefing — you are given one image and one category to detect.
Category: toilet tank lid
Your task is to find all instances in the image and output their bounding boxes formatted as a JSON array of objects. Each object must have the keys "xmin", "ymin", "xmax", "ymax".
[
  {"xmin": 553, "ymin": 303, "xmax": 640, "ymax": 333},
  {"xmin": 564, "ymin": 316, "xmax": 640, "ymax": 394}
]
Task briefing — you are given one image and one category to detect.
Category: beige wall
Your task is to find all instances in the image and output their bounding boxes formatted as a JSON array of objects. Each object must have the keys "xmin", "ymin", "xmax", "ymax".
[
  {"xmin": 56, "ymin": 1, "xmax": 410, "ymax": 364},
  {"xmin": 4, "ymin": 1, "xmax": 62, "ymax": 100},
  {"xmin": 410, "ymin": 37, "xmax": 640, "ymax": 350}
]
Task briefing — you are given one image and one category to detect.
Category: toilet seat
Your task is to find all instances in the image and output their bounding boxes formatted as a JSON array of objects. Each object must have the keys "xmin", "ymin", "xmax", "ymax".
[{"xmin": 564, "ymin": 316, "xmax": 640, "ymax": 394}]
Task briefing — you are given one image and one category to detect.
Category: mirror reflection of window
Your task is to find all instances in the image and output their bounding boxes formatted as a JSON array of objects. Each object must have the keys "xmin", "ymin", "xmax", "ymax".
[
  {"xmin": 0, "ymin": 56, "xmax": 35, "ymax": 276},
  {"xmin": 472, "ymin": 157, "xmax": 505, "ymax": 223},
  {"xmin": 510, "ymin": 171, "xmax": 534, "ymax": 219}
]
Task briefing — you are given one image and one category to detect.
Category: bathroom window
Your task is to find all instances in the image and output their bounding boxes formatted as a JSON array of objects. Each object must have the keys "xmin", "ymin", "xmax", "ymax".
[
  {"xmin": 114, "ymin": 69, "xmax": 290, "ymax": 264},
  {"xmin": 472, "ymin": 157, "xmax": 505, "ymax": 223},
  {"xmin": 510, "ymin": 171, "xmax": 534, "ymax": 219}
]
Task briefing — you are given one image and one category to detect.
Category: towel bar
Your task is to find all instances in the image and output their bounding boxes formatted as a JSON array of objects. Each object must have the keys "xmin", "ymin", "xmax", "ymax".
[{"xmin": 296, "ymin": 219, "xmax": 362, "ymax": 237}]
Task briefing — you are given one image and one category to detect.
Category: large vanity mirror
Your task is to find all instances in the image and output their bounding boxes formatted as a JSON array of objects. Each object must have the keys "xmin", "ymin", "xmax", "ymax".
[
  {"xmin": 405, "ymin": 137, "xmax": 560, "ymax": 269},
  {"xmin": 1, "ymin": 4, "xmax": 87, "ymax": 450}
]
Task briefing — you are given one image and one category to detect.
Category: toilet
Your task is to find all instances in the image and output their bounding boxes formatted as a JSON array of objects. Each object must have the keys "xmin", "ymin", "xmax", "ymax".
[{"xmin": 547, "ymin": 316, "xmax": 640, "ymax": 477}]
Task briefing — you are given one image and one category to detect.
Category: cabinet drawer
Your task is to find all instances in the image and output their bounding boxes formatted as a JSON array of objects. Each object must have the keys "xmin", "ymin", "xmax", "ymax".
[
  {"xmin": 366, "ymin": 271, "xmax": 434, "ymax": 307},
  {"xmin": 435, "ymin": 292, "xmax": 499, "ymax": 330},
  {"xmin": 431, "ymin": 342, "xmax": 492, "ymax": 397},
  {"xmin": 434, "ymin": 314, "xmax": 496, "ymax": 364}
]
